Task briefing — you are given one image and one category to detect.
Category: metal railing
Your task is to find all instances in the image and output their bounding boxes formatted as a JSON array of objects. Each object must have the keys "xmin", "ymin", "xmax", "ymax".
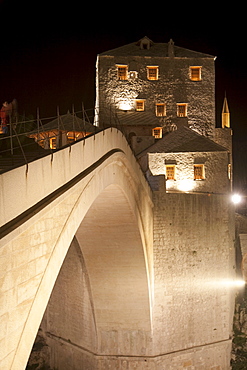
[
  {"xmin": 0, "ymin": 107, "xmax": 96, "ymax": 172},
  {"xmin": 0, "ymin": 104, "xmax": 127, "ymax": 174}
]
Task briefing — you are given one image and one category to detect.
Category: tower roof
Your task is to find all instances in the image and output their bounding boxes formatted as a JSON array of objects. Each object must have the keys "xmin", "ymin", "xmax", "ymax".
[
  {"xmin": 221, "ymin": 94, "xmax": 230, "ymax": 128},
  {"xmin": 137, "ymin": 125, "xmax": 228, "ymax": 158},
  {"xmin": 99, "ymin": 37, "xmax": 216, "ymax": 59},
  {"xmin": 222, "ymin": 95, "xmax": 230, "ymax": 113}
]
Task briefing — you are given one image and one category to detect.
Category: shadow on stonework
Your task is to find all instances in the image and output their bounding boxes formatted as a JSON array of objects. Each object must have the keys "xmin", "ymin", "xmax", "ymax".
[
  {"xmin": 26, "ymin": 328, "xmax": 52, "ymax": 370},
  {"xmin": 231, "ymin": 287, "xmax": 247, "ymax": 369}
]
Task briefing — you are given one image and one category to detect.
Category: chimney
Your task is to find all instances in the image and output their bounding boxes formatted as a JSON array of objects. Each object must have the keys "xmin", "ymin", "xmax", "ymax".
[{"xmin": 168, "ymin": 39, "xmax": 174, "ymax": 57}]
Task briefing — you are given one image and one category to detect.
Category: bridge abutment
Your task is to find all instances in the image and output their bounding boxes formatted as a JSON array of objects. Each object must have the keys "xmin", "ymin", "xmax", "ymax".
[{"xmin": 151, "ymin": 190, "xmax": 235, "ymax": 369}]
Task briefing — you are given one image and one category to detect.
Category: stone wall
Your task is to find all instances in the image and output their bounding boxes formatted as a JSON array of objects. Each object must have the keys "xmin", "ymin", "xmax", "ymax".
[
  {"xmin": 26, "ymin": 190, "xmax": 236, "ymax": 369},
  {"xmin": 95, "ymin": 341, "xmax": 232, "ymax": 369},
  {"xmin": 148, "ymin": 151, "xmax": 230, "ymax": 194},
  {"xmin": 30, "ymin": 237, "xmax": 97, "ymax": 369},
  {"xmin": 152, "ymin": 191, "xmax": 235, "ymax": 368},
  {"xmin": 96, "ymin": 54, "xmax": 215, "ymax": 137},
  {"xmin": 231, "ymin": 214, "xmax": 247, "ymax": 367},
  {"xmin": 215, "ymin": 127, "xmax": 233, "ymax": 153}
]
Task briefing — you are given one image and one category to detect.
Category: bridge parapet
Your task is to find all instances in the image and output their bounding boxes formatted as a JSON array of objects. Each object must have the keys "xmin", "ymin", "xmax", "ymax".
[{"xmin": 0, "ymin": 128, "xmax": 152, "ymax": 232}]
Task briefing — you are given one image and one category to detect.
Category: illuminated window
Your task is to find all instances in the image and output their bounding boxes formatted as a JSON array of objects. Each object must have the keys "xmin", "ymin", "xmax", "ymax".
[
  {"xmin": 152, "ymin": 127, "xmax": 162, "ymax": 139},
  {"xmin": 117, "ymin": 65, "xmax": 128, "ymax": 80},
  {"xmin": 166, "ymin": 165, "xmax": 175, "ymax": 180},
  {"xmin": 147, "ymin": 66, "xmax": 159, "ymax": 80},
  {"xmin": 67, "ymin": 132, "xmax": 76, "ymax": 144},
  {"xmin": 194, "ymin": 164, "xmax": 204, "ymax": 180},
  {"xmin": 136, "ymin": 100, "xmax": 145, "ymax": 111},
  {"xmin": 177, "ymin": 103, "xmax": 187, "ymax": 117},
  {"xmin": 49, "ymin": 137, "xmax": 56, "ymax": 149},
  {"xmin": 190, "ymin": 66, "xmax": 202, "ymax": 81},
  {"xmin": 156, "ymin": 103, "xmax": 166, "ymax": 117}
]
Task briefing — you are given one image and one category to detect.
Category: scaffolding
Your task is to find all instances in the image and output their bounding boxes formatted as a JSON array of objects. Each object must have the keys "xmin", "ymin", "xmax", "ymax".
[{"xmin": 0, "ymin": 104, "xmax": 97, "ymax": 174}]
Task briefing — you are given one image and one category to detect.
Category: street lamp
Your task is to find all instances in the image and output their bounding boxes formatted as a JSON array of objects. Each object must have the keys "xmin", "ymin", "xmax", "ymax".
[{"xmin": 231, "ymin": 194, "xmax": 242, "ymax": 204}]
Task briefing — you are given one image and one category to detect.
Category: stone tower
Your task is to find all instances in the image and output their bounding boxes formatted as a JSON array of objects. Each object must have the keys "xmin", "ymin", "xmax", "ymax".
[
  {"xmin": 95, "ymin": 36, "xmax": 216, "ymax": 139},
  {"xmin": 222, "ymin": 94, "xmax": 230, "ymax": 128}
]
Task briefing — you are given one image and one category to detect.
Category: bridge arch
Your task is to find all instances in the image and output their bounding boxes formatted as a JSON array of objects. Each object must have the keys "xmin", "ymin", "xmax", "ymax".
[
  {"xmin": 0, "ymin": 128, "xmax": 153, "ymax": 369},
  {"xmin": 76, "ymin": 182, "xmax": 152, "ymax": 349}
]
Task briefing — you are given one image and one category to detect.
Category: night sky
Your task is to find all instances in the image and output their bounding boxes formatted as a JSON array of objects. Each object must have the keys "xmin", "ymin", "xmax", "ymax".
[{"xmin": 0, "ymin": 2, "xmax": 246, "ymax": 188}]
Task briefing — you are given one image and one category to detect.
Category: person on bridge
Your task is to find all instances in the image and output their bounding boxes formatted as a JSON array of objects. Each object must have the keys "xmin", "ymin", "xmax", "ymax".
[{"xmin": 0, "ymin": 102, "xmax": 10, "ymax": 134}]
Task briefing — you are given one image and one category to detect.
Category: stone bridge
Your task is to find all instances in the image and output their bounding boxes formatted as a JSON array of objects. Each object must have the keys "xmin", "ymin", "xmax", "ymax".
[{"xmin": 0, "ymin": 128, "xmax": 236, "ymax": 369}]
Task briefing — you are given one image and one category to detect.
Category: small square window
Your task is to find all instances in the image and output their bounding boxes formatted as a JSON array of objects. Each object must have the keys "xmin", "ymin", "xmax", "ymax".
[
  {"xmin": 156, "ymin": 103, "xmax": 166, "ymax": 117},
  {"xmin": 67, "ymin": 132, "xmax": 77, "ymax": 144},
  {"xmin": 129, "ymin": 71, "xmax": 138, "ymax": 79},
  {"xmin": 190, "ymin": 66, "xmax": 202, "ymax": 81},
  {"xmin": 166, "ymin": 165, "xmax": 175, "ymax": 180},
  {"xmin": 194, "ymin": 164, "xmax": 204, "ymax": 180},
  {"xmin": 136, "ymin": 100, "xmax": 145, "ymax": 111},
  {"xmin": 177, "ymin": 103, "xmax": 187, "ymax": 117},
  {"xmin": 147, "ymin": 66, "xmax": 159, "ymax": 80},
  {"xmin": 152, "ymin": 127, "xmax": 162, "ymax": 139},
  {"xmin": 117, "ymin": 65, "xmax": 128, "ymax": 80},
  {"xmin": 49, "ymin": 137, "xmax": 56, "ymax": 149}
]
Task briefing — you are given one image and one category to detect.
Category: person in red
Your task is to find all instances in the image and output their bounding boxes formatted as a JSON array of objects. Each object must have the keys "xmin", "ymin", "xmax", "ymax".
[{"xmin": 0, "ymin": 102, "xmax": 10, "ymax": 134}]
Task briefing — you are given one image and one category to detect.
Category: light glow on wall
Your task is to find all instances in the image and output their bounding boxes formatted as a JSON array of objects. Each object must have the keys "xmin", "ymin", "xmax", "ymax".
[
  {"xmin": 205, "ymin": 278, "xmax": 245, "ymax": 290},
  {"xmin": 220, "ymin": 279, "xmax": 245, "ymax": 288},
  {"xmin": 119, "ymin": 101, "xmax": 132, "ymax": 111},
  {"xmin": 177, "ymin": 179, "xmax": 196, "ymax": 193}
]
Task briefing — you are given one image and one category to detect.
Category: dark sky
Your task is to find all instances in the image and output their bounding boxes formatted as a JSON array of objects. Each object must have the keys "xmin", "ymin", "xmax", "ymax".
[
  {"xmin": 0, "ymin": 3, "xmax": 246, "ymax": 189},
  {"xmin": 0, "ymin": 3, "xmax": 246, "ymax": 140}
]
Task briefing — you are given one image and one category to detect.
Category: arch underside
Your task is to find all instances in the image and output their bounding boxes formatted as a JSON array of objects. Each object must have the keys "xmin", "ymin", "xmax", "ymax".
[
  {"xmin": 76, "ymin": 184, "xmax": 152, "ymax": 355},
  {"xmin": 28, "ymin": 183, "xmax": 152, "ymax": 368}
]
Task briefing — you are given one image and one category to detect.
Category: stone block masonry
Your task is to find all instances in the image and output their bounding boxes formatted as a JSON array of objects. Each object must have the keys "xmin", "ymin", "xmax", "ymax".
[
  {"xmin": 96, "ymin": 52, "xmax": 215, "ymax": 138},
  {"xmin": 151, "ymin": 191, "xmax": 235, "ymax": 369},
  {"xmin": 24, "ymin": 190, "xmax": 235, "ymax": 369},
  {"xmin": 29, "ymin": 237, "xmax": 97, "ymax": 370}
]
